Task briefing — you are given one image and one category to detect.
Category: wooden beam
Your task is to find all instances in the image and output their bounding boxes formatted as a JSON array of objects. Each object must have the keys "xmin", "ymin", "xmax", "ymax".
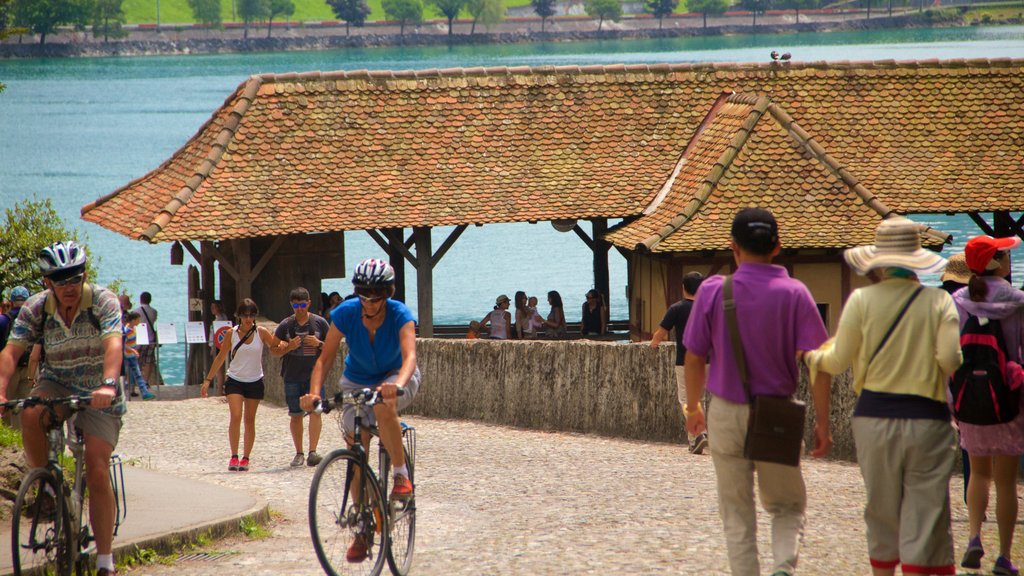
[
  {"xmin": 385, "ymin": 229, "xmax": 407, "ymax": 303},
  {"xmin": 968, "ymin": 212, "xmax": 996, "ymax": 236},
  {"xmin": 366, "ymin": 229, "xmax": 390, "ymax": 253},
  {"xmin": 205, "ymin": 241, "xmax": 240, "ymax": 281},
  {"xmin": 235, "ymin": 238, "xmax": 252, "ymax": 303},
  {"xmin": 370, "ymin": 229, "xmax": 418, "ymax": 267},
  {"xmin": 572, "ymin": 224, "xmax": 594, "ymax": 249},
  {"xmin": 250, "ymin": 235, "xmax": 285, "ymax": 281},
  {"xmin": 413, "ymin": 227, "xmax": 433, "ymax": 337},
  {"xmin": 181, "ymin": 240, "xmax": 202, "ymax": 265},
  {"xmin": 592, "ymin": 218, "xmax": 611, "ymax": 311},
  {"xmin": 430, "ymin": 225, "xmax": 468, "ymax": 268}
]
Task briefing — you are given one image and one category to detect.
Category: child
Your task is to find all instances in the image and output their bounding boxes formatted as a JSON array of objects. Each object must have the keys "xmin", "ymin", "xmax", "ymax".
[
  {"xmin": 123, "ymin": 311, "xmax": 156, "ymax": 400},
  {"xmin": 466, "ymin": 320, "xmax": 481, "ymax": 339},
  {"xmin": 525, "ymin": 296, "xmax": 545, "ymax": 338}
]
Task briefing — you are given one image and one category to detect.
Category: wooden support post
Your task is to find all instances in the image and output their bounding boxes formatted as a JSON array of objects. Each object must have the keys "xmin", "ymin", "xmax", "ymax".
[
  {"xmin": 592, "ymin": 218, "xmax": 611, "ymax": 314},
  {"xmin": 413, "ymin": 227, "xmax": 433, "ymax": 337},
  {"xmin": 235, "ymin": 238, "xmax": 253, "ymax": 304},
  {"xmin": 386, "ymin": 228, "xmax": 407, "ymax": 303},
  {"xmin": 200, "ymin": 241, "xmax": 216, "ymax": 383}
]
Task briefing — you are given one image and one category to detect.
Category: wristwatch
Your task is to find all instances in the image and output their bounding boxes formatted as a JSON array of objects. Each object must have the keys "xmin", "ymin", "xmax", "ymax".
[{"xmin": 102, "ymin": 377, "xmax": 116, "ymax": 388}]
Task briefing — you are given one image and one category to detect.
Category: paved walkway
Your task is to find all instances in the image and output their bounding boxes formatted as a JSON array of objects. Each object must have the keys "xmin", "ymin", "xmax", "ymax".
[{"xmin": 107, "ymin": 388, "xmax": 988, "ymax": 575}]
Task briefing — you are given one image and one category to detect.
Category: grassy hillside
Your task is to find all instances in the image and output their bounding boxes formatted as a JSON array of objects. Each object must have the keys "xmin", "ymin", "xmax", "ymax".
[{"xmin": 122, "ymin": 0, "xmax": 535, "ymax": 25}]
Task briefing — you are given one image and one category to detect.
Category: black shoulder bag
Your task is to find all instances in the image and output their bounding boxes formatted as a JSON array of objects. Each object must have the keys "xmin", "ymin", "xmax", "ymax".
[
  {"xmin": 229, "ymin": 325, "xmax": 257, "ymax": 363},
  {"xmin": 724, "ymin": 275, "xmax": 807, "ymax": 468}
]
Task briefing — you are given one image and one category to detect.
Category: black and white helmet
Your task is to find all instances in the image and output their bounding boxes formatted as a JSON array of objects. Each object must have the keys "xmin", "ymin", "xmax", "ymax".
[
  {"xmin": 352, "ymin": 258, "xmax": 395, "ymax": 288},
  {"xmin": 38, "ymin": 241, "xmax": 87, "ymax": 280}
]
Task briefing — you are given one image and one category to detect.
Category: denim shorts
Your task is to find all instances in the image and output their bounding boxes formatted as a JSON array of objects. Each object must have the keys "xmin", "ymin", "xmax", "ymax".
[{"xmin": 285, "ymin": 380, "xmax": 324, "ymax": 417}]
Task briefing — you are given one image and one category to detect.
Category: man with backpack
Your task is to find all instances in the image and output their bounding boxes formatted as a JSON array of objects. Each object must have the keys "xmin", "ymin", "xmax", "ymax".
[{"xmin": 0, "ymin": 286, "xmax": 32, "ymax": 428}]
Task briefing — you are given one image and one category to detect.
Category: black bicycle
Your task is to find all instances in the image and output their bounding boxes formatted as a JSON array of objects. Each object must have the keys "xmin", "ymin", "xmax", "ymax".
[
  {"xmin": 4, "ymin": 395, "xmax": 127, "ymax": 576},
  {"xmin": 308, "ymin": 388, "xmax": 417, "ymax": 576}
]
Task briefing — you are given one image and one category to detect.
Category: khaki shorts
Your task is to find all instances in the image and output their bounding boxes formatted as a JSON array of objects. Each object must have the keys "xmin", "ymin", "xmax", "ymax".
[
  {"xmin": 31, "ymin": 380, "xmax": 123, "ymax": 449},
  {"xmin": 339, "ymin": 368, "xmax": 420, "ymax": 436}
]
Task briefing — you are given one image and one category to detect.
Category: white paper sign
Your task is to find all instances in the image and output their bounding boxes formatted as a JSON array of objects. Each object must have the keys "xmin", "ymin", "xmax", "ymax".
[
  {"xmin": 184, "ymin": 322, "xmax": 207, "ymax": 344},
  {"xmin": 135, "ymin": 324, "xmax": 150, "ymax": 346},
  {"xmin": 157, "ymin": 322, "xmax": 178, "ymax": 344}
]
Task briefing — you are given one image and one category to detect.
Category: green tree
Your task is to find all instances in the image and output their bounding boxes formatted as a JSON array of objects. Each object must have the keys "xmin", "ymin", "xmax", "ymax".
[
  {"xmin": 685, "ymin": 0, "xmax": 728, "ymax": 27},
  {"xmin": 0, "ymin": 198, "xmax": 106, "ymax": 295},
  {"xmin": 187, "ymin": 0, "xmax": 222, "ymax": 28},
  {"xmin": 238, "ymin": 0, "xmax": 268, "ymax": 38},
  {"xmin": 530, "ymin": 0, "xmax": 555, "ymax": 31},
  {"xmin": 584, "ymin": 0, "xmax": 620, "ymax": 30},
  {"xmin": 737, "ymin": 0, "xmax": 766, "ymax": 25},
  {"xmin": 429, "ymin": 0, "xmax": 466, "ymax": 37},
  {"xmin": 645, "ymin": 0, "xmax": 677, "ymax": 28},
  {"xmin": 327, "ymin": 0, "xmax": 370, "ymax": 34},
  {"xmin": 266, "ymin": 0, "xmax": 293, "ymax": 37},
  {"xmin": 13, "ymin": 0, "xmax": 91, "ymax": 44},
  {"xmin": 382, "ymin": 0, "xmax": 422, "ymax": 34},
  {"xmin": 91, "ymin": 0, "xmax": 125, "ymax": 42},
  {"xmin": 466, "ymin": 0, "xmax": 502, "ymax": 32}
]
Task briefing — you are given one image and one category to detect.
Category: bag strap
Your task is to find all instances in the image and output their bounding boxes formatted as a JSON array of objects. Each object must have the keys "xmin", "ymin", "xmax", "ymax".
[
  {"xmin": 230, "ymin": 325, "xmax": 257, "ymax": 363},
  {"xmin": 723, "ymin": 275, "xmax": 752, "ymax": 401},
  {"xmin": 139, "ymin": 305, "xmax": 156, "ymax": 344},
  {"xmin": 869, "ymin": 285, "xmax": 924, "ymax": 366}
]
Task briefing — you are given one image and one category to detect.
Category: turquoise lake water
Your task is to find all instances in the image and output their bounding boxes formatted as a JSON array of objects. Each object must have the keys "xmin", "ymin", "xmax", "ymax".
[{"xmin": 1, "ymin": 25, "xmax": 1022, "ymax": 383}]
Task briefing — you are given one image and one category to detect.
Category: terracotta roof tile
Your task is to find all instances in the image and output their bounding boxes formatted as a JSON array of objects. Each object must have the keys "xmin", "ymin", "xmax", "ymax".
[{"xmin": 80, "ymin": 59, "xmax": 1024, "ymax": 243}]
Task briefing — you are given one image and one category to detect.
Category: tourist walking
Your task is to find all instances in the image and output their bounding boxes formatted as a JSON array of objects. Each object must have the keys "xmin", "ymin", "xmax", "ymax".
[
  {"xmin": 805, "ymin": 216, "xmax": 962, "ymax": 576},
  {"xmin": 208, "ymin": 299, "xmax": 229, "ymax": 393},
  {"xmin": 271, "ymin": 287, "xmax": 330, "ymax": 468},
  {"xmin": 581, "ymin": 289, "xmax": 606, "ymax": 336},
  {"xmin": 132, "ymin": 291, "xmax": 159, "ymax": 386},
  {"xmin": 480, "ymin": 294, "xmax": 512, "ymax": 339},
  {"xmin": 200, "ymin": 298, "xmax": 290, "ymax": 472},
  {"xmin": 683, "ymin": 208, "xmax": 832, "ymax": 576},
  {"xmin": 122, "ymin": 311, "xmax": 156, "ymax": 400},
  {"xmin": 0, "ymin": 241, "xmax": 125, "ymax": 576},
  {"xmin": 951, "ymin": 235, "xmax": 1024, "ymax": 576},
  {"xmin": 650, "ymin": 271, "xmax": 706, "ymax": 454},
  {"xmin": 543, "ymin": 290, "xmax": 567, "ymax": 338},
  {"xmin": 0, "ymin": 286, "xmax": 32, "ymax": 428},
  {"xmin": 300, "ymin": 258, "xmax": 420, "ymax": 563}
]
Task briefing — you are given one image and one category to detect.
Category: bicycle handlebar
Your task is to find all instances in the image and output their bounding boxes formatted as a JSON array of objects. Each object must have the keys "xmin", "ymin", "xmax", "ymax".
[
  {"xmin": 312, "ymin": 387, "xmax": 406, "ymax": 415},
  {"xmin": 0, "ymin": 395, "xmax": 93, "ymax": 414}
]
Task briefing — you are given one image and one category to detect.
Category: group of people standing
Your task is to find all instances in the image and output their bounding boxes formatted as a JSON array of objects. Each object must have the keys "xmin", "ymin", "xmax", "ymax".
[
  {"xmin": 473, "ymin": 288, "xmax": 610, "ymax": 339},
  {"xmin": 662, "ymin": 208, "xmax": 1024, "ymax": 576}
]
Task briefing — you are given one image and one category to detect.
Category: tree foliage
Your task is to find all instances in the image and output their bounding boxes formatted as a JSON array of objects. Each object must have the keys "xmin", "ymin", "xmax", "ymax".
[
  {"xmin": 91, "ymin": 0, "xmax": 126, "ymax": 42},
  {"xmin": 429, "ymin": 0, "xmax": 466, "ymax": 36},
  {"xmin": 737, "ymin": 0, "xmax": 767, "ymax": 25},
  {"xmin": 382, "ymin": 0, "xmax": 422, "ymax": 34},
  {"xmin": 530, "ymin": 0, "xmax": 555, "ymax": 31},
  {"xmin": 267, "ymin": 0, "xmax": 294, "ymax": 37},
  {"xmin": 327, "ymin": 0, "xmax": 370, "ymax": 34},
  {"xmin": 238, "ymin": 0, "xmax": 268, "ymax": 37},
  {"xmin": 13, "ymin": 0, "xmax": 91, "ymax": 44},
  {"xmin": 466, "ymin": 0, "xmax": 502, "ymax": 33},
  {"xmin": 686, "ymin": 0, "xmax": 728, "ymax": 27},
  {"xmin": 0, "ymin": 197, "xmax": 104, "ymax": 296},
  {"xmin": 645, "ymin": 0, "xmax": 677, "ymax": 28},
  {"xmin": 584, "ymin": 0, "xmax": 620, "ymax": 30},
  {"xmin": 187, "ymin": 0, "xmax": 222, "ymax": 28}
]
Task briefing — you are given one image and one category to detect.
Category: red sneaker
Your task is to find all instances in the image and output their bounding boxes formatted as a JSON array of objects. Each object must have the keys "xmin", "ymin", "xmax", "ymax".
[
  {"xmin": 228, "ymin": 457, "xmax": 239, "ymax": 471},
  {"xmin": 238, "ymin": 457, "xmax": 250, "ymax": 472},
  {"xmin": 346, "ymin": 535, "xmax": 368, "ymax": 563},
  {"xmin": 391, "ymin": 475, "xmax": 414, "ymax": 500}
]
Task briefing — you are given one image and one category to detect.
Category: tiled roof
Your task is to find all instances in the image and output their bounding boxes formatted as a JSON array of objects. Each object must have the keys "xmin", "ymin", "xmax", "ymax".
[
  {"xmin": 80, "ymin": 59, "xmax": 1024, "ymax": 243},
  {"xmin": 604, "ymin": 92, "xmax": 950, "ymax": 252}
]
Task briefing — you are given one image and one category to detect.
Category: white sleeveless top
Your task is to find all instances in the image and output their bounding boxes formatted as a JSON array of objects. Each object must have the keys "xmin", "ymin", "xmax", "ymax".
[
  {"xmin": 488, "ymin": 310, "xmax": 509, "ymax": 339},
  {"xmin": 227, "ymin": 326, "xmax": 264, "ymax": 383}
]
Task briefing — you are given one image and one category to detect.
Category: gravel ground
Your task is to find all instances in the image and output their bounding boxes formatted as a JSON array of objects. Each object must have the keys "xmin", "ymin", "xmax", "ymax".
[{"xmin": 115, "ymin": 393, "xmax": 1005, "ymax": 575}]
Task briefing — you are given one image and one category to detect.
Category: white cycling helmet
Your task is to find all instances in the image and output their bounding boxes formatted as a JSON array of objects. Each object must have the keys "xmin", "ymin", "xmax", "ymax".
[
  {"xmin": 352, "ymin": 258, "xmax": 395, "ymax": 288},
  {"xmin": 38, "ymin": 241, "xmax": 87, "ymax": 281}
]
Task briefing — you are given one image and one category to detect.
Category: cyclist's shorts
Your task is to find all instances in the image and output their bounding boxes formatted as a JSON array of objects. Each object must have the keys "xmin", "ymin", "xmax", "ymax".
[
  {"xmin": 339, "ymin": 367, "xmax": 420, "ymax": 437},
  {"xmin": 31, "ymin": 380, "xmax": 123, "ymax": 449}
]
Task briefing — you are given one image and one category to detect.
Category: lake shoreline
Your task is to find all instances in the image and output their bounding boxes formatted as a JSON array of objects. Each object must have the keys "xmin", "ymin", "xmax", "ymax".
[{"xmin": 0, "ymin": 11, "xmax": 996, "ymax": 59}]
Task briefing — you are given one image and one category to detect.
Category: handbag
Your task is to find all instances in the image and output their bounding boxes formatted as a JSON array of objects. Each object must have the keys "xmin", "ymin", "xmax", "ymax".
[{"xmin": 723, "ymin": 275, "xmax": 807, "ymax": 468}]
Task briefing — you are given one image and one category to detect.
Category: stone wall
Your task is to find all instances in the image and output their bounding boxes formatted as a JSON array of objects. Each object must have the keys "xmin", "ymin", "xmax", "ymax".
[{"xmin": 262, "ymin": 338, "xmax": 863, "ymax": 461}]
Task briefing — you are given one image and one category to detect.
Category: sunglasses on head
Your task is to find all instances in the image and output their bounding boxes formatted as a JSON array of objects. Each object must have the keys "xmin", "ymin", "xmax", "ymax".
[
  {"xmin": 53, "ymin": 273, "xmax": 85, "ymax": 287},
  {"xmin": 291, "ymin": 302, "xmax": 309, "ymax": 309}
]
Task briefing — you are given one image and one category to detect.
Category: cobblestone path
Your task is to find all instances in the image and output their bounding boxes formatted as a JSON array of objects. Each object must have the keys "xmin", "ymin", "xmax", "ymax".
[{"xmin": 118, "ymin": 397, "xmax": 986, "ymax": 575}]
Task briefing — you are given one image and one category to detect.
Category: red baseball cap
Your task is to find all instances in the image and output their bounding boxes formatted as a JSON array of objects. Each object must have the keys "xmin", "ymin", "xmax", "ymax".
[{"xmin": 965, "ymin": 235, "xmax": 1022, "ymax": 274}]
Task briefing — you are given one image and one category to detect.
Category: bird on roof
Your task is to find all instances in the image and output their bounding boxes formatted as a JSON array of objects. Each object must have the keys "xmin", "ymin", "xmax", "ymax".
[{"xmin": 770, "ymin": 50, "xmax": 780, "ymax": 61}]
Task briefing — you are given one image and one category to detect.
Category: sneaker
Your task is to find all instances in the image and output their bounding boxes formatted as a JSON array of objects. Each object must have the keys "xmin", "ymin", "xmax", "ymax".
[
  {"xmin": 142, "ymin": 391, "xmax": 156, "ymax": 400},
  {"xmin": 690, "ymin": 432, "xmax": 709, "ymax": 455},
  {"xmin": 290, "ymin": 453, "xmax": 305, "ymax": 467},
  {"xmin": 995, "ymin": 556, "xmax": 1020, "ymax": 576},
  {"xmin": 228, "ymin": 456, "xmax": 239, "ymax": 471},
  {"xmin": 238, "ymin": 457, "xmax": 250, "ymax": 472},
  {"xmin": 961, "ymin": 535, "xmax": 984, "ymax": 569},
  {"xmin": 390, "ymin": 474, "xmax": 414, "ymax": 500},
  {"xmin": 346, "ymin": 534, "xmax": 368, "ymax": 563},
  {"xmin": 306, "ymin": 451, "xmax": 323, "ymax": 467}
]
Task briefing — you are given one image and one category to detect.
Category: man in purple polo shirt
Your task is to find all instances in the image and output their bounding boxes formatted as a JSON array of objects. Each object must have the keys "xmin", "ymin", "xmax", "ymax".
[{"xmin": 682, "ymin": 208, "xmax": 833, "ymax": 576}]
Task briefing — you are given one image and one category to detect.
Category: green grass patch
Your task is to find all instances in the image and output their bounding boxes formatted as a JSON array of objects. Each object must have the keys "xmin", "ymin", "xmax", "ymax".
[
  {"xmin": 0, "ymin": 422, "xmax": 23, "ymax": 449},
  {"xmin": 116, "ymin": 545, "xmax": 175, "ymax": 570},
  {"xmin": 962, "ymin": 5, "xmax": 1023, "ymax": 23},
  {"xmin": 239, "ymin": 515, "xmax": 271, "ymax": 539}
]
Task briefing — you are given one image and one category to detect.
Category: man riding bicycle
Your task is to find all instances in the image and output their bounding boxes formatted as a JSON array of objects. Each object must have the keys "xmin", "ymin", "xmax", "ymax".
[
  {"xmin": 300, "ymin": 258, "xmax": 421, "ymax": 563},
  {"xmin": 0, "ymin": 241, "xmax": 125, "ymax": 576}
]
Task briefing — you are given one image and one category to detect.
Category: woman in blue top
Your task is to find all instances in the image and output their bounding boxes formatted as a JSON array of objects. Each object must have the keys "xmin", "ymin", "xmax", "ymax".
[{"xmin": 302, "ymin": 258, "xmax": 421, "ymax": 561}]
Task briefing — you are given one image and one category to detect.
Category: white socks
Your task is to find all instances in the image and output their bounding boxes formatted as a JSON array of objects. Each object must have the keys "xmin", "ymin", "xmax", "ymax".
[
  {"xmin": 393, "ymin": 464, "xmax": 409, "ymax": 479},
  {"xmin": 97, "ymin": 553, "xmax": 115, "ymax": 572}
]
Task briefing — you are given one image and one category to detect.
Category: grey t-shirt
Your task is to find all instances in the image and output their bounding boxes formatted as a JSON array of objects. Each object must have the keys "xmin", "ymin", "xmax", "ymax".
[{"xmin": 274, "ymin": 314, "xmax": 330, "ymax": 383}]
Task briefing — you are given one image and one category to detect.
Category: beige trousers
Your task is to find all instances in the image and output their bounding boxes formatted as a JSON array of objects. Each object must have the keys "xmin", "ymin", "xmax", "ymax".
[{"xmin": 708, "ymin": 394, "xmax": 806, "ymax": 576}]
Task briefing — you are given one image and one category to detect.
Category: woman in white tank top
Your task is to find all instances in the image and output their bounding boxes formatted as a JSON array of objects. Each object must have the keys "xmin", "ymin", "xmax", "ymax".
[
  {"xmin": 200, "ymin": 298, "xmax": 290, "ymax": 472},
  {"xmin": 480, "ymin": 294, "xmax": 512, "ymax": 339}
]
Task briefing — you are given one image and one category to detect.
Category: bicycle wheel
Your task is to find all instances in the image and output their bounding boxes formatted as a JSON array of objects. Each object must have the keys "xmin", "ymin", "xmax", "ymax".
[
  {"xmin": 309, "ymin": 449, "xmax": 389, "ymax": 576},
  {"xmin": 379, "ymin": 445, "xmax": 416, "ymax": 576},
  {"xmin": 12, "ymin": 468, "xmax": 73, "ymax": 576}
]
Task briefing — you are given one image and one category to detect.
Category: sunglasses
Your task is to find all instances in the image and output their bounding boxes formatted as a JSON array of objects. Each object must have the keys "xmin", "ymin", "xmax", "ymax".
[
  {"xmin": 239, "ymin": 313, "xmax": 256, "ymax": 318},
  {"xmin": 355, "ymin": 287, "xmax": 388, "ymax": 303},
  {"xmin": 53, "ymin": 274, "xmax": 85, "ymax": 287},
  {"xmin": 291, "ymin": 302, "xmax": 309, "ymax": 309}
]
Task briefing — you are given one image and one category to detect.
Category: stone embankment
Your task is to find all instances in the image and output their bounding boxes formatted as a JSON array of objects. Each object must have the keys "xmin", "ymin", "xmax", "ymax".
[{"xmin": 0, "ymin": 12, "xmax": 967, "ymax": 58}]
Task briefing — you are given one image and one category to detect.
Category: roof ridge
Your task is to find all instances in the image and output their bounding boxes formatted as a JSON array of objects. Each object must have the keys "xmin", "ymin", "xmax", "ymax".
[
  {"xmin": 139, "ymin": 76, "xmax": 263, "ymax": 242},
  {"xmin": 252, "ymin": 58, "xmax": 1024, "ymax": 83}
]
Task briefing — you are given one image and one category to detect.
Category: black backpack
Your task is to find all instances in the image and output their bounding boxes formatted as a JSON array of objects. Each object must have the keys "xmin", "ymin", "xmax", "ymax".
[{"xmin": 950, "ymin": 314, "xmax": 1021, "ymax": 425}]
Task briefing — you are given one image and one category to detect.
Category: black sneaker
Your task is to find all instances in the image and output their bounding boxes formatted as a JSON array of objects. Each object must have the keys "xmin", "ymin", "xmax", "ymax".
[
  {"xmin": 690, "ymin": 433, "xmax": 709, "ymax": 455},
  {"xmin": 306, "ymin": 451, "xmax": 323, "ymax": 467}
]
